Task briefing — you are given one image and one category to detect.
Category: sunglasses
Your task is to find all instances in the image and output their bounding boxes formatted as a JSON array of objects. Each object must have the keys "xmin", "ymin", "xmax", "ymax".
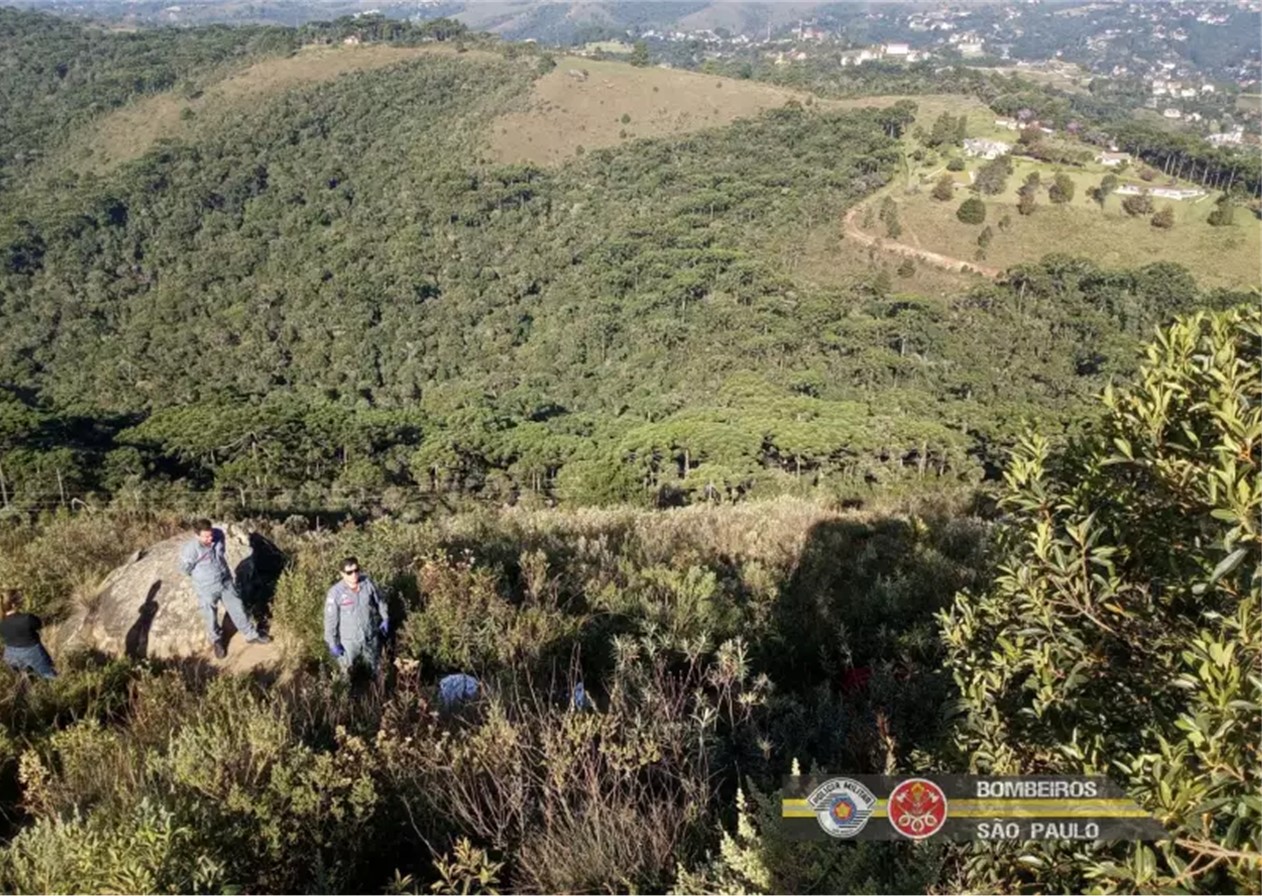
[{"xmin": 342, "ymin": 567, "xmax": 359, "ymax": 575}]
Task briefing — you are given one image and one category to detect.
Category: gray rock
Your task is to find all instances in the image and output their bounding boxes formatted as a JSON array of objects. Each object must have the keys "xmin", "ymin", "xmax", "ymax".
[{"xmin": 53, "ymin": 523, "xmax": 285, "ymax": 662}]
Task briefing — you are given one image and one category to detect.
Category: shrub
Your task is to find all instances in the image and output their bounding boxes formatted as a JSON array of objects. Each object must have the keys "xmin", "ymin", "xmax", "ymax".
[
  {"xmin": 931, "ymin": 174, "xmax": 955, "ymax": 201},
  {"xmin": 1122, "ymin": 192, "xmax": 1153, "ymax": 216},
  {"xmin": 1048, "ymin": 171, "xmax": 1074, "ymax": 204},
  {"xmin": 1207, "ymin": 193, "xmax": 1236, "ymax": 226},
  {"xmin": 956, "ymin": 197, "xmax": 985, "ymax": 224},
  {"xmin": 946, "ymin": 157, "xmax": 965, "ymax": 172},
  {"xmin": 1017, "ymin": 188, "xmax": 1036, "ymax": 214},
  {"xmin": 1151, "ymin": 205, "xmax": 1174, "ymax": 228},
  {"xmin": 940, "ymin": 306, "xmax": 1262, "ymax": 893},
  {"xmin": 973, "ymin": 155, "xmax": 1012, "ymax": 195}
]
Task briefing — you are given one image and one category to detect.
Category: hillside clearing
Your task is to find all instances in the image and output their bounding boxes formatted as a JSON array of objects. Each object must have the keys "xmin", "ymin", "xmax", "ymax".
[
  {"xmin": 868, "ymin": 191, "xmax": 1259, "ymax": 290},
  {"xmin": 51, "ymin": 44, "xmax": 462, "ymax": 175},
  {"xmin": 485, "ymin": 58, "xmax": 918, "ymax": 166}
]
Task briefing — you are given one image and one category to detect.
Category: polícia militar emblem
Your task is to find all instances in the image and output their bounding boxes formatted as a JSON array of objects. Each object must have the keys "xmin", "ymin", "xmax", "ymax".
[{"xmin": 807, "ymin": 778, "xmax": 878, "ymax": 838}]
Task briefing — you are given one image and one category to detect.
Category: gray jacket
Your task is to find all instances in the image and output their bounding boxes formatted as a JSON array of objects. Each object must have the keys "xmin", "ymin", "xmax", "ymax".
[
  {"xmin": 324, "ymin": 575, "xmax": 388, "ymax": 651},
  {"xmin": 180, "ymin": 531, "xmax": 232, "ymax": 591}
]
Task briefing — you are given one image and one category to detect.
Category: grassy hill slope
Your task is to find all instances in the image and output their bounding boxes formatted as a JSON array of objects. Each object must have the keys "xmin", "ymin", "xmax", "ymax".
[
  {"xmin": 488, "ymin": 56, "xmax": 834, "ymax": 165},
  {"xmin": 49, "ymin": 44, "xmax": 454, "ymax": 175}
]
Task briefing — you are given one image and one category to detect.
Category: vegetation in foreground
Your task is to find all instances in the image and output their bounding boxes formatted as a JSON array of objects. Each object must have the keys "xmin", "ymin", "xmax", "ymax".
[{"xmin": 0, "ymin": 307, "xmax": 1256, "ymax": 894}]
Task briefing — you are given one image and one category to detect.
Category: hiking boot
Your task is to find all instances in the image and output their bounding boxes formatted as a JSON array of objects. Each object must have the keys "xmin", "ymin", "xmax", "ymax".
[
  {"xmin": 213, "ymin": 640, "xmax": 227, "ymax": 660},
  {"xmin": 248, "ymin": 634, "xmax": 272, "ymax": 645}
]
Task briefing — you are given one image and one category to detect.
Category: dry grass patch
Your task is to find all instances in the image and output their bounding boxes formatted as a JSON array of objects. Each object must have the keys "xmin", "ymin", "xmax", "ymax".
[
  {"xmin": 486, "ymin": 58, "xmax": 879, "ymax": 166},
  {"xmin": 769, "ymin": 218, "xmax": 978, "ymax": 297}
]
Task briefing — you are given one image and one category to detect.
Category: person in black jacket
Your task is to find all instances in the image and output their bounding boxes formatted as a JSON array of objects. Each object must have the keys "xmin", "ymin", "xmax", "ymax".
[{"xmin": 0, "ymin": 590, "xmax": 57, "ymax": 679}]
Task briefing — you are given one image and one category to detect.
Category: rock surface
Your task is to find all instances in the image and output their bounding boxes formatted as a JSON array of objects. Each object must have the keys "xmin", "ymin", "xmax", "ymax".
[{"xmin": 53, "ymin": 523, "xmax": 285, "ymax": 668}]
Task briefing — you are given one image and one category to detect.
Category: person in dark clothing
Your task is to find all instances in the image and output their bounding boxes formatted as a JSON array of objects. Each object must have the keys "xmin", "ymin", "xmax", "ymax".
[{"xmin": 0, "ymin": 590, "xmax": 57, "ymax": 679}]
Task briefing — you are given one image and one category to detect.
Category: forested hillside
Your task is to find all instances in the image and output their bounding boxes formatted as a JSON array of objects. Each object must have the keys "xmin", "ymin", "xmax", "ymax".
[
  {"xmin": 0, "ymin": 11, "xmax": 1257, "ymax": 896},
  {"xmin": 1, "ymin": 13, "xmax": 1250, "ymax": 514}
]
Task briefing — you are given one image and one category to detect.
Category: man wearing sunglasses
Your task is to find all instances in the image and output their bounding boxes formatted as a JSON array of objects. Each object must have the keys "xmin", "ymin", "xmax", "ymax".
[{"xmin": 323, "ymin": 556, "xmax": 389, "ymax": 675}]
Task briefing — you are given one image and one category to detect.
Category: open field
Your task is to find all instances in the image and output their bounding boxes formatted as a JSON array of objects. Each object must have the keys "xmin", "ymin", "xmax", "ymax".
[
  {"xmin": 486, "ymin": 56, "xmax": 844, "ymax": 166},
  {"xmin": 487, "ymin": 73, "xmax": 989, "ymax": 168},
  {"xmin": 51, "ymin": 44, "xmax": 455, "ymax": 174},
  {"xmin": 866, "ymin": 188, "xmax": 1258, "ymax": 290},
  {"xmin": 850, "ymin": 107, "xmax": 1262, "ymax": 288}
]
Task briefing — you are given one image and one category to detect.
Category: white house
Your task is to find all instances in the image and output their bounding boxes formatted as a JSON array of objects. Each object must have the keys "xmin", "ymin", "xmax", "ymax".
[
  {"xmin": 963, "ymin": 138, "xmax": 1011, "ymax": 160},
  {"xmin": 958, "ymin": 41, "xmax": 985, "ymax": 57},
  {"xmin": 1163, "ymin": 108, "xmax": 1183, "ymax": 119},
  {"xmin": 1116, "ymin": 185, "xmax": 1206, "ymax": 201},
  {"xmin": 883, "ymin": 42, "xmax": 910, "ymax": 57},
  {"xmin": 1096, "ymin": 151, "xmax": 1131, "ymax": 167},
  {"xmin": 1201, "ymin": 84, "xmax": 1215, "ymax": 94},
  {"xmin": 994, "ymin": 117, "xmax": 1018, "ymax": 131},
  {"xmin": 1207, "ymin": 130, "xmax": 1244, "ymax": 146}
]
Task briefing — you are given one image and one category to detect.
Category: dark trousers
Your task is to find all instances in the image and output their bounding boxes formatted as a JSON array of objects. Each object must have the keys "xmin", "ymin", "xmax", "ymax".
[{"xmin": 4, "ymin": 644, "xmax": 57, "ymax": 679}]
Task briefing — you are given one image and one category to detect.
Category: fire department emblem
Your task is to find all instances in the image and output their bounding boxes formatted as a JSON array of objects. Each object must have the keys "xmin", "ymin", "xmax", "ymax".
[{"xmin": 888, "ymin": 778, "xmax": 948, "ymax": 840}]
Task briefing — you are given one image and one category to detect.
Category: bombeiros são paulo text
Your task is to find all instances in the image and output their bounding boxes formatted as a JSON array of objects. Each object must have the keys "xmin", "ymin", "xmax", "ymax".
[
  {"xmin": 978, "ymin": 822, "xmax": 1100, "ymax": 840},
  {"xmin": 974, "ymin": 780, "xmax": 1099, "ymax": 798}
]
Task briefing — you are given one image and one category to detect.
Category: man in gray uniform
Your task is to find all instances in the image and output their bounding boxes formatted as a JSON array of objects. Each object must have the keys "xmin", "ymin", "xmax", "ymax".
[
  {"xmin": 324, "ymin": 556, "xmax": 388, "ymax": 675},
  {"xmin": 179, "ymin": 519, "xmax": 271, "ymax": 659}
]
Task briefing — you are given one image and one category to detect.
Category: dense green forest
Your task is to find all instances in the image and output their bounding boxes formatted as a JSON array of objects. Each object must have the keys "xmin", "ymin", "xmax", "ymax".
[
  {"xmin": 0, "ymin": 306, "xmax": 1255, "ymax": 895},
  {"xmin": 1, "ymin": 12, "xmax": 1251, "ymax": 515},
  {"xmin": 0, "ymin": 11, "xmax": 1257, "ymax": 896}
]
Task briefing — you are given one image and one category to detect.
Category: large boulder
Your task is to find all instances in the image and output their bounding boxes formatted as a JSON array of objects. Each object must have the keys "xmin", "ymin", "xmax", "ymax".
[{"xmin": 55, "ymin": 523, "xmax": 285, "ymax": 662}]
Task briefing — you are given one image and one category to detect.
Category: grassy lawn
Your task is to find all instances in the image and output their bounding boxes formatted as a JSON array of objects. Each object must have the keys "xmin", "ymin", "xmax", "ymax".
[
  {"xmin": 872, "ymin": 115, "xmax": 1261, "ymax": 289},
  {"xmin": 887, "ymin": 187, "xmax": 1259, "ymax": 290}
]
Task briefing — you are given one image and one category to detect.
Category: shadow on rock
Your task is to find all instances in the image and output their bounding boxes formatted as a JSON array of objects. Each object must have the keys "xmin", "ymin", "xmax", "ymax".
[{"xmin": 124, "ymin": 580, "xmax": 162, "ymax": 661}]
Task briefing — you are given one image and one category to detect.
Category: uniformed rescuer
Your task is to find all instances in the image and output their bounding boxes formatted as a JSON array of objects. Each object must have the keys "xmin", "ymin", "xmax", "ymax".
[
  {"xmin": 324, "ymin": 556, "xmax": 389, "ymax": 674},
  {"xmin": 180, "ymin": 518, "xmax": 271, "ymax": 659}
]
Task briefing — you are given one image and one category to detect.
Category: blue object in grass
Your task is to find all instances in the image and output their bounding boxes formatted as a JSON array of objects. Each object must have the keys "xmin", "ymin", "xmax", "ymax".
[
  {"xmin": 571, "ymin": 682, "xmax": 592, "ymax": 711},
  {"xmin": 439, "ymin": 673, "xmax": 480, "ymax": 707}
]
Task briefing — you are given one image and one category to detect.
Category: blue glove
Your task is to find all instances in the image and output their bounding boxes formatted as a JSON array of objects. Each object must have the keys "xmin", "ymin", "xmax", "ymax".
[
  {"xmin": 379, "ymin": 622, "xmax": 389, "ymax": 636},
  {"xmin": 331, "ymin": 644, "xmax": 345, "ymax": 658}
]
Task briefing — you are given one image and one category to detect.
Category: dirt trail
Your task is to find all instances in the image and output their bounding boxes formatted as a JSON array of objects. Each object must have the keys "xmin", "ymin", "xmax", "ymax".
[{"xmin": 843, "ymin": 202, "xmax": 1002, "ymax": 279}]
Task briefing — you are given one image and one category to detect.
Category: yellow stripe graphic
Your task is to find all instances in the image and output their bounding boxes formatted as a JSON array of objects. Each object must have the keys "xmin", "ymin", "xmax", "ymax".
[
  {"xmin": 782, "ymin": 798, "xmax": 1147, "ymax": 819},
  {"xmin": 777, "ymin": 807, "xmax": 1135, "ymax": 812}
]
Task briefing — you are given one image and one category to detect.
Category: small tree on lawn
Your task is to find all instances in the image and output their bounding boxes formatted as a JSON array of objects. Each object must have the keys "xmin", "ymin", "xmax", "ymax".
[
  {"xmin": 1122, "ymin": 191, "xmax": 1153, "ymax": 216},
  {"xmin": 1207, "ymin": 193, "xmax": 1236, "ymax": 226},
  {"xmin": 932, "ymin": 174, "xmax": 956, "ymax": 201},
  {"xmin": 957, "ymin": 197, "xmax": 986, "ymax": 224},
  {"xmin": 1091, "ymin": 172, "xmax": 1119, "ymax": 206},
  {"xmin": 1048, "ymin": 171, "xmax": 1075, "ymax": 204},
  {"xmin": 1151, "ymin": 206, "xmax": 1174, "ymax": 229},
  {"xmin": 1017, "ymin": 182, "xmax": 1038, "ymax": 216}
]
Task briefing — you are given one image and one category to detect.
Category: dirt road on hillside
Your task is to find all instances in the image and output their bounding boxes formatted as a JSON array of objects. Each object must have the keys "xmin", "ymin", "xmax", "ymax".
[{"xmin": 843, "ymin": 203, "xmax": 1002, "ymax": 279}]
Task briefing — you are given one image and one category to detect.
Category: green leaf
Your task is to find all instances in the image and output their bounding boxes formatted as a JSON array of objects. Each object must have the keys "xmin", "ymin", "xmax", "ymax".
[{"xmin": 1209, "ymin": 547, "xmax": 1248, "ymax": 584}]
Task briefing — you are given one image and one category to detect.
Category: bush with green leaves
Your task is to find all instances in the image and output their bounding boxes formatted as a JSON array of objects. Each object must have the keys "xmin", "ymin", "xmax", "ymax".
[
  {"xmin": 956, "ymin": 197, "xmax": 986, "ymax": 224},
  {"xmin": 940, "ymin": 305, "xmax": 1261, "ymax": 893}
]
